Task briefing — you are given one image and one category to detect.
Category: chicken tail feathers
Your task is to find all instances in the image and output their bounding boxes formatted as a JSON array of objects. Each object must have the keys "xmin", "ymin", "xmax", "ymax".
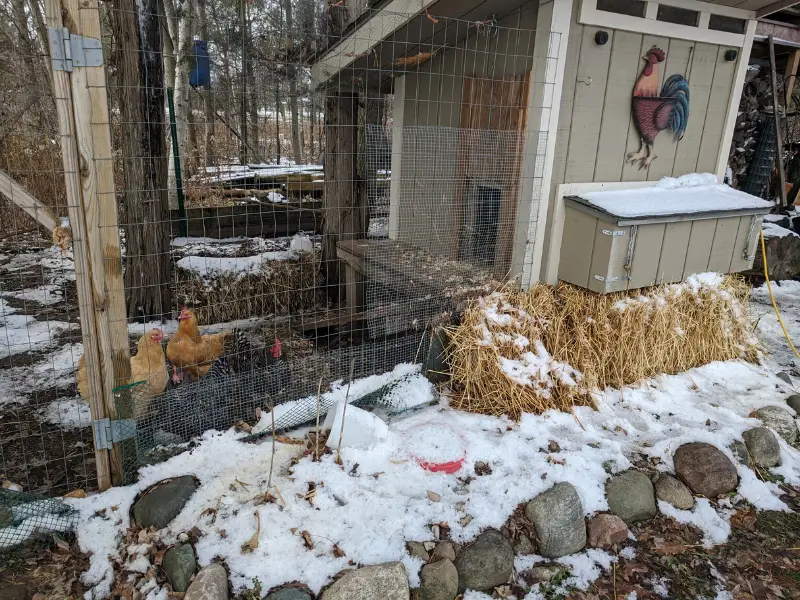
[{"xmin": 661, "ymin": 74, "xmax": 690, "ymax": 139}]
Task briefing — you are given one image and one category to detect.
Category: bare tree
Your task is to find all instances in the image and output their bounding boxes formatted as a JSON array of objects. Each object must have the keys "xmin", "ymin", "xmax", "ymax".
[{"xmin": 285, "ymin": 0, "xmax": 302, "ymax": 164}]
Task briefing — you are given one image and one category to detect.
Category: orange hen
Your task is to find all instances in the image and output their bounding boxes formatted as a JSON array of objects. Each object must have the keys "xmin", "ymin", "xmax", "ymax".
[{"xmin": 166, "ymin": 307, "xmax": 231, "ymax": 381}]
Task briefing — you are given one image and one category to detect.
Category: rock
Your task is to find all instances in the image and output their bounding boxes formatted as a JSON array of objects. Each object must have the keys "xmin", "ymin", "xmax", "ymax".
[
  {"xmin": 184, "ymin": 563, "xmax": 228, "ymax": 600},
  {"xmin": 787, "ymin": 394, "xmax": 800, "ymax": 415},
  {"xmin": 453, "ymin": 529, "xmax": 513, "ymax": 592},
  {"xmin": 420, "ymin": 558, "xmax": 459, "ymax": 600},
  {"xmin": 742, "ymin": 428, "xmax": 781, "ymax": 468},
  {"xmin": 729, "ymin": 440, "xmax": 751, "ymax": 467},
  {"xmin": 605, "ymin": 471, "xmax": 656, "ymax": 524},
  {"xmin": 777, "ymin": 372, "xmax": 793, "ymax": 386},
  {"xmin": 432, "ymin": 542, "xmax": 456, "ymax": 563},
  {"xmin": 320, "ymin": 562, "xmax": 409, "ymax": 600},
  {"xmin": 513, "ymin": 535, "xmax": 536, "ymax": 555},
  {"xmin": 527, "ymin": 565, "xmax": 564, "ymax": 583},
  {"xmin": 587, "ymin": 514, "xmax": 628, "ymax": 548},
  {"xmin": 525, "ymin": 482, "xmax": 586, "ymax": 558},
  {"xmin": 674, "ymin": 443, "xmax": 738, "ymax": 498},
  {"xmin": 407, "ymin": 541, "xmax": 429, "ymax": 562},
  {"xmin": 749, "ymin": 231, "xmax": 800, "ymax": 281},
  {"xmin": 752, "ymin": 406, "xmax": 798, "ymax": 445},
  {"xmin": 163, "ymin": 543, "xmax": 196, "ymax": 592},
  {"xmin": 653, "ymin": 475, "xmax": 694, "ymax": 510},
  {"xmin": 0, "ymin": 584, "xmax": 28, "ymax": 600},
  {"xmin": 132, "ymin": 476, "xmax": 199, "ymax": 530},
  {"xmin": 265, "ymin": 588, "xmax": 313, "ymax": 600}
]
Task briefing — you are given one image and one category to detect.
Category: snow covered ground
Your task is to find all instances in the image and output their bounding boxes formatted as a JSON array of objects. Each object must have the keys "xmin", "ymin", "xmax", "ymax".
[{"xmin": 58, "ymin": 277, "xmax": 800, "ymax": 599}]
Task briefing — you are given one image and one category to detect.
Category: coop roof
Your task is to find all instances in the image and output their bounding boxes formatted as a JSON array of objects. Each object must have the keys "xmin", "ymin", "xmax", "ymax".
[
  {"xmin": 312, "ymin": 0, "xmax": 798, "ymax": 89},
  {"xmin": 311, "ymin": 0, "xmax": 533, "ymax": 91}
]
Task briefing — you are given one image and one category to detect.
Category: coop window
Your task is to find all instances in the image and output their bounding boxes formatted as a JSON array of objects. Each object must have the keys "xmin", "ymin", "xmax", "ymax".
[
  {"xmin": 656, "ymin": 4, "xmax": 699, "ymax": 27},
  {"xmin": 708, "ymin": 14, "xmax": 746, "ymax": 34},
  {"xmin": 596, "ymin": 0, "xmax": 646, "ymax": 17}
]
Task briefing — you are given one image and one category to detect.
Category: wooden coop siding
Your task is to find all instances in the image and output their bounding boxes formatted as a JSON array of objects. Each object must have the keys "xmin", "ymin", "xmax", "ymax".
[{"xmin": 540, "ymin": 9, "xmax": 744, "ymax": 281}]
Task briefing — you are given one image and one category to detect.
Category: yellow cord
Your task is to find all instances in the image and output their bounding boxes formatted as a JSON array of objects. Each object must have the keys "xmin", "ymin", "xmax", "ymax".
[{"xmin": 760, "ymin": 227, "xmax": 800, "ymax": 362}]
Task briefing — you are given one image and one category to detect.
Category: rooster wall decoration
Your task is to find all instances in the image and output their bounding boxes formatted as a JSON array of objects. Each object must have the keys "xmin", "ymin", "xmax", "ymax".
[{"xmin": 627, "ymin": 46, "xmax": 690, "ymax": 169}]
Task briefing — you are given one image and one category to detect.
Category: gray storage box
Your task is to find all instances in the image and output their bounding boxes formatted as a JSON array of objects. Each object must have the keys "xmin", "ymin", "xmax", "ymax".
[{"xmin": 558, "ymin": 193, "xmax": 772, "ymax": 294}]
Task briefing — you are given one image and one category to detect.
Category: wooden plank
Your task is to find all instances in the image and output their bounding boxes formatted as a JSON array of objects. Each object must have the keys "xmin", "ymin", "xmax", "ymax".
[
  {"xmin": 557, "ymin": 206, "xmax": 597, "ymax": 287},
  {"xmin": 629, "ymin": 223, "xmax": 666, "ymax": 288},
  {"xmin": 621, "ymin": 34, "xmax": 670, "ymax": 182},
  {"xmin": 0, "ymin": 169, "xmax": 59, "ymax": 232},
  {"xmin": 564, "ymin": 26, "xmax": 613, "ymax": 184},
  {"xmin": 728, "ymin": 215, "xmax": 757, "ymax": 272},
  {"xmin": 683, "ymin": 219, "xmax": 716, "ymax": 276},
  {"xmin": 647, "ymin": 39, "xmax": 695, "ymax": 181},
  {"xmin": 707, "ymin": 215, "xmax": 741, "ymax": 272},
  {"xmin": 44, "ymin": 0, "xmax": 129, "ymax": 490},
  {"xmin": 593, "ymin": 31, "xmax": 644, "ymax": 182},
  {"xmin": 696, "ymin": 47, "xmax": 737, "ymax": 174},
  {"xmin": 672, "ymin": 43, "xmax": 718, "ymax": 176},
  {"xmin": 656, "ymin": 221, "xmax": 692, "ymax": 282},
  {"xmin": 784, "ymin": 48, "xmax": 800, "ymax": 106}
]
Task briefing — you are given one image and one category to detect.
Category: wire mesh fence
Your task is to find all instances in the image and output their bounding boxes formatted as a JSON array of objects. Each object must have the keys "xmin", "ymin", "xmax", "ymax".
[{"xmin": 0, "ymin": 0, "xmax": 556, "ymax": 525}]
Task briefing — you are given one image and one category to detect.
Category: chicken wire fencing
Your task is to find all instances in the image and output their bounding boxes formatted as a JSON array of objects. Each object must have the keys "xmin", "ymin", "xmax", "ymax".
[{"xmin": 0, "ymin": 0, "xmax": 556, "ymax": 526}]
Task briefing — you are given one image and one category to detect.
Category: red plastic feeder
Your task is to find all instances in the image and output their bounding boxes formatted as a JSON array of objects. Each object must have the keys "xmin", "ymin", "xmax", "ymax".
[{"xmin": 404, "ymin": 423, "xmax": 466, "ymax": 475}]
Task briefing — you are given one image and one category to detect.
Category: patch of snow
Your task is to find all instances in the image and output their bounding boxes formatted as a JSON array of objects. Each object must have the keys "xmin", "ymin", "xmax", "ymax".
[
  {"xmin": 176, "ymin": 251, "xmax": 294, "ymax": 279},
  {"xmin": 325, "ymin": 404, "xmax": 390, "ymax": 450},
  {"xmin": 761, "ymin": 222, "xmax": 799, "ymax": 239},
  {"xmin": 0, "ymin": 307, "xmax": 75, "ymax": 359},
  {"xmin": 171, "ymin": 236, "xmax": 247, "ymax": 247},
  {"xmin": 657, "ymin": 499, "xmax": 730, "ymax": 546},
  {"xmin": 289, "ymin": 232, "xmax": 314, "ymax": 253},
  {"xmin": 1, "ymin": 283, "xmax": 65, "ymax": 306},
  {"xmin": 266, "ymin": 191, "xmax": 287, "ymax": 204},
  {"xmin": 37, "ymin": 396, "xmax": 90, "ymax": 429},
  {"xmin": 0, "ymin": 342, "xmax": 82, "ymax": 407},
  {"xmin": 655, "ymin": 173, "xmax": 719, "ymax": 188},
  {"xmin": 582, "ymin": 176, "xmax": 772, "ymax": 218},
  {"xmin": 619, "ymin": 546, "xmax": 636, "ymax": 560}
]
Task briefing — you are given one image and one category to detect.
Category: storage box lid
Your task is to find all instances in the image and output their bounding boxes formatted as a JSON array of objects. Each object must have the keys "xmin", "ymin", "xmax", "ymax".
[{"xmin": 567, "ymin": 174, "xmax": 773, "ymax": 225}]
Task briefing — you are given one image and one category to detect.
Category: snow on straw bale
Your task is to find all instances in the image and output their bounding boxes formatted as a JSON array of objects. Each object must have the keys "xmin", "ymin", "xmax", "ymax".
[{"xmin": 448, "ymin": 275, "xmax": 759, "ymax": 417}]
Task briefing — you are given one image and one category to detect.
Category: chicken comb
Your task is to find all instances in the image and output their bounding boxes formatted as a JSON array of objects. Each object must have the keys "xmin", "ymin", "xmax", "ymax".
[{"xmin": 648, "ymin": 46, "xmax": 665, "ymax": 62}]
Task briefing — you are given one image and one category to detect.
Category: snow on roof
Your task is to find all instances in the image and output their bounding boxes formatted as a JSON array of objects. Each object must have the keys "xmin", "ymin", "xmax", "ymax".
[
  {"xmin": 762, "ymin": 221, "xmax": 800, "ymax": 239},
  {"xmin": 580, "ymin": 174, "xmax": 773, "ymax": 218}
]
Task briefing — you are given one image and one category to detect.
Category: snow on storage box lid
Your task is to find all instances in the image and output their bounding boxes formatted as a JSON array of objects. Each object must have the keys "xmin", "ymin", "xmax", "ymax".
[
  {"xmin": 558, "ymin": 174, "xmax": 772, "ymax": 294},
  {"xmin": 572, "ymin": 174, "xmax": 773, "ymax": 224}
]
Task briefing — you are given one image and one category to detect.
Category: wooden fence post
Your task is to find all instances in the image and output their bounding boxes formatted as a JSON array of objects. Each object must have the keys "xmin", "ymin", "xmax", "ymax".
[{"xmin": 45, "ymin": 0, "xmax": 132, "ymax": 489}]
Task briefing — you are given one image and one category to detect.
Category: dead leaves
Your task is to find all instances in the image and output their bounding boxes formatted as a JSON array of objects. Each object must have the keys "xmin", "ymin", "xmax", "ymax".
[
  {"xmin": 427, "ymin": 490, "xmax": 441, "ymax": 503},
  {"xmin": 301, "ymin": 530, "xmax": 314, "ymax": 550},
  {"xmin": 241, "ymin": 511, "xmax": 261, "ymax": 553}
]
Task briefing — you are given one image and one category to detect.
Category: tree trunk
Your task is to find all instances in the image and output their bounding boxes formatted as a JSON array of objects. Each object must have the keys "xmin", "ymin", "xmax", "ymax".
[
  {"xmin": 275, "ymin": 85, "xmax": 281, "ymax": 163},
  {"xmin": 322, "ymin": 93, "xmax": 364, "ymax": 304},
  {"xmin": 285, "ymin": 0, "xmax": 302, "ymax": 165},
  {"xmin": 111, "ymin": 0, "xmax": 171, "ymax": 319}
]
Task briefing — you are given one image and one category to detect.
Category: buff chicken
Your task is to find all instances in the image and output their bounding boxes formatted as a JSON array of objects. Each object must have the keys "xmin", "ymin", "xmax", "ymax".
[
  {"xmin": 626, "ymin": 46, "xmax": 690, "ymax": 170},
  {"xmin": 76, "ymin": 329, "xmax": 168, "ymax": 415},
  {"xmin": 166, "ymin": 307, "xmax": 231, "ymax": 381}
]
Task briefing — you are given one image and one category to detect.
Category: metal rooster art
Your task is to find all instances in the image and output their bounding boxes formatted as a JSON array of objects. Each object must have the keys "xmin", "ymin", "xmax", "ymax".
[{"xmin": 627, "ymin": 46, "xmax": 690, "ymax": 169}]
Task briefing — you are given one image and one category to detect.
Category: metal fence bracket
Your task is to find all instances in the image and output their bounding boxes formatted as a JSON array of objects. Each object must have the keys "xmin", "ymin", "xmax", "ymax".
[
  {"xmin": 92, "ymin": 418, "xmax": 136, "ymax": 451},
  {"xmin": 48, "ymin": 27, "xmax": 103, "ymax": 72}
]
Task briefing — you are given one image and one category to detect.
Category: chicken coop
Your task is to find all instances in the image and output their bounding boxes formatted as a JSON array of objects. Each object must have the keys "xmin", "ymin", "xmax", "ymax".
[{"xmin": 0, "ymin": 0, "xmax": 777, "ymax": 501}]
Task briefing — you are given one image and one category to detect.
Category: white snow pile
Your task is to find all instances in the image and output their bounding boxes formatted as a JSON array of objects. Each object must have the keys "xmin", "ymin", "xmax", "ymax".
[
  {"xmin": 0, "ymin": 342, "xmax": 83, "ymax": 407},
  {"xmin": 0, "ymin": 298, "xmax": 77, "ymax": 360},
  {"xmin": 762, "ymin": 221, "xmax": 799, "ymax": 239},
  {"xmin": 582, "ymin": 173, "xmax": 773, "ymax": 218},
  {"xmin": 36, "ymin": 395, "xmax": 91, "ymax": 429},
  {"xmin": 176, "ymin": 233, "xmax": 315, "ymax": 280},
  {"xmin": 65, "ymin": 351, "xmax": 800, "ymax": 598}
]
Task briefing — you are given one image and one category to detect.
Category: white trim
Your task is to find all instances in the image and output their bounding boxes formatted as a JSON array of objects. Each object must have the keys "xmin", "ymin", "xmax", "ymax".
[
  {"xmin": 545, "ymin": 181, "xmax": 662, "ymax": 285},
  {"xmin": 311, "ymin": 0, "xmax": 436, "ymax": 86},
  {"xmin": 521, "ymin": 0, "xmax": 573, "ymax": 288},
  {"xmin": 715, "ymin": 18, "xmax": 757, "ymax": 181},
  {"xmin": 579, "ymin": 0, "xmax": 753, "ymax": 48}
]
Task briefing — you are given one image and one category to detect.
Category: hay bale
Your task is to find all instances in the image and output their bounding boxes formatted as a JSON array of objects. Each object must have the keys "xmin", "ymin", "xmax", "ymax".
[
  {"xmin": 448, "ymin": 274, "xmax": 759, "ymax": 418},
  {"xmin": 174, "ymin": 251, "xmax": 323, "ymax": 323}
]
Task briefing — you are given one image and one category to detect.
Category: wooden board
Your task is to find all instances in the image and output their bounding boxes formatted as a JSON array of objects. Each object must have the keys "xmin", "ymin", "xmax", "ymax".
[
  {"xmin": 564, "ymin": 26, "xmax": 614, "ymax": 184},
  {"xmin": 696, "ymin": 46, "xmax": 738, "ymax": 174},
  {"xmin": 656, "ymin": 221, "xmax": 692, "ymax": 282},
  {"xmin": 683, "ymin": 219, "xmax": 717, "ymax": 276},
  {"xmin": 628, "ymin": 223, "xmax": 666, "ymax": 288},
  {"xmin": 0, "ymin": 169, "xmax": 59, "ymax": 232},
  {"xmin": 707, "ymin": 216, "xmax": 741, "ymax": 272}
]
